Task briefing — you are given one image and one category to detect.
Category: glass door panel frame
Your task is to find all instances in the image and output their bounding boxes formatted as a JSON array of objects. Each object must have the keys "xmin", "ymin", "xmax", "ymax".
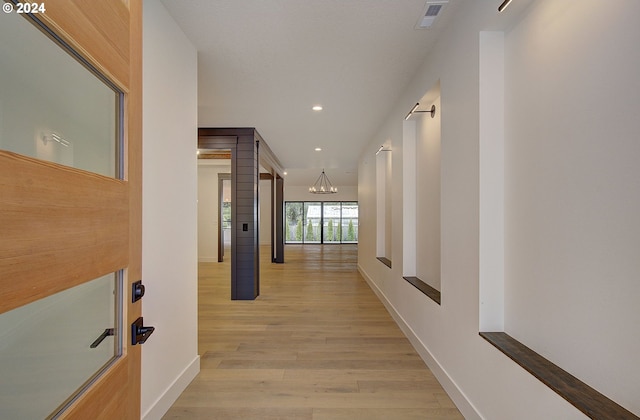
[
  {"xmin": 0, "ymin": 10, "xmax": 125, "ymax": 180},
  {"xmin": 285, "ymin": 201, "xmax": 359, "ymax": 244},
  {"xmin": 341, "ymin": 201, "xmax": 359, "ymax": 244},
  {"xmin": 322, "ymin": 202, "xmax": 341, "ymax": 243},
  {"xmin": 303, "ymin": 202, "xmax": 322, "ymax": 244}
]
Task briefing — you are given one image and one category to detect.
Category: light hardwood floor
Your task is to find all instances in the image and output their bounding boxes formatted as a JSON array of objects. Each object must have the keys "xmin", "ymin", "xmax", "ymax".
[{"xmin": 163, "ymin": 245, "xmax": 463, "ymax": 420}]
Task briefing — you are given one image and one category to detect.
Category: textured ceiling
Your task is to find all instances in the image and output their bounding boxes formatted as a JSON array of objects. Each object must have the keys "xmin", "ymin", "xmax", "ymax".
[{"xmin": 161, "ymin": 0, "xmax": 458, "ymax": 186}]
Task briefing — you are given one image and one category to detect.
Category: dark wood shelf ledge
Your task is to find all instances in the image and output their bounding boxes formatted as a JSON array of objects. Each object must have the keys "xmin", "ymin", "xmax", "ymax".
[
  {"xmin": 376, "ymin": 257, "xmax": 392, "ymax": 268},
  {"xmin": 403, "ymin": 276, "xmax": 441, "ymax": 305},
  {"xmin": 479, "ymin": 332, "xmax": 638, "ymax": 420}
]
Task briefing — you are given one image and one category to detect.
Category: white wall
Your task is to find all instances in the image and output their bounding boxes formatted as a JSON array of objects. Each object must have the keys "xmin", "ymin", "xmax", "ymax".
[
  {"xmin": 142, "ymin": 1, "xmax": 199, "ymax": 419},
  {"xmin": 503, "ymin": 0, "xmax": 640, "ymax": 411},
  {"xmin": 357, "ymin": 0, "xmax": 640, "ymax": 418}
]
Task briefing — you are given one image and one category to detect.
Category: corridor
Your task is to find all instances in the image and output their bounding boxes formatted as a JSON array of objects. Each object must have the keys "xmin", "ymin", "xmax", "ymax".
[{"xmin": 163, "ymin": 245, "xmax": 462, "ymax": 419}]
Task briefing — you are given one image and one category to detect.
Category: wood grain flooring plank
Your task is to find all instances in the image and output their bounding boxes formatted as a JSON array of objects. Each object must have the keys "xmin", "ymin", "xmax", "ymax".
[
  {"xmin": 203, "ymin": 350, "xmax": 299, "ymax": 361},
  {"xmin": 216, "ymin": 359, "xmax": 429, "ymax": 370},
  {"xmin": 295, "ymin": 350, "xmax": 422, "ymax": 361},
  {"xmin": 194, "ymin": 369, "xmax": 285, "ymax": 382},
  {"xmin": 164, "ymin": 407, "xmax": 313, "ymax": 420},
  {"xmin": 357, "ymin": 380, "xmax": 445, "ymax": 392},
  {"xmin": 283, "ymin": 369, "xmax": 437, "ymax": 383},
  {"xmin": 312, "ymin": 408, "xmax": 464, "ymax": 420},
  {"xmin": 174, "ymin": 380, "xmax": 360, "ymax": 394}
]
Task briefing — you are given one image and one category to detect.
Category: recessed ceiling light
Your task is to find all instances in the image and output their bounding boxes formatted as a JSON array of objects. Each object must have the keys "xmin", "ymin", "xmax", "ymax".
[
  {"xmin": 283, "ymin": 171, "xmax": 288, "ymax": 175},
  {"xmin": 315, "ymin": 147, "xmax": 322, "ymax": 151},
  {"xmin": 312, "ymin": 105, "xmax": 323, "ymax": 111}
]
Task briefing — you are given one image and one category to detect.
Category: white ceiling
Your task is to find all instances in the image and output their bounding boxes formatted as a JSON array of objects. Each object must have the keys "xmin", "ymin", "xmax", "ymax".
[{"xmin": 161, "ymin": 0, "xmax": 458, "ymax": 186}]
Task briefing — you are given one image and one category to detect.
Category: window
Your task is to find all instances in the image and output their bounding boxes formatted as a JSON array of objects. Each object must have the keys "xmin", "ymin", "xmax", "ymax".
[
  {"xmin": 341, "ymin": 202, "xmax": 359, "ymax": 243},
  {"xmin": 285, "ymin": 202, "xmax": 304, "ymax": 243},
  {"xmin": 322, "ymin": 202, "xmax": 340, "ymax": 243},
  {"xmin": 285, "ymin": 201, "xmax": 358, "ymax": 244},
  {"xmin": 304, "ymin": 202, "xmax": 321, "ymax": 243},
  {"xmin": 221, "ymin": 200, "xmax": 231, "ymax": 229}
]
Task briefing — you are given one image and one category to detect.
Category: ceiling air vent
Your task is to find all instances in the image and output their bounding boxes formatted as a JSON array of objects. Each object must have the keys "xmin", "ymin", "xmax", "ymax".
[{"xmin": 415, "ymin": 0, "xmax": 448, "ymax": 29}]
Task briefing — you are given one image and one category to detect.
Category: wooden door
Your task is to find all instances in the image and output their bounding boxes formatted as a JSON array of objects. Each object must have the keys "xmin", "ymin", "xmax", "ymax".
[{"xmin": 0, "ymin": 1, "xmax": 142, "ymax": 418}]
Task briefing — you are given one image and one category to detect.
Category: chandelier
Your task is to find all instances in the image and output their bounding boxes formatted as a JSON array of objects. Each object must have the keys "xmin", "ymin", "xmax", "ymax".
[{"xmin": 309, "ymin": 169, "xmax": 337, "ymax": 194}]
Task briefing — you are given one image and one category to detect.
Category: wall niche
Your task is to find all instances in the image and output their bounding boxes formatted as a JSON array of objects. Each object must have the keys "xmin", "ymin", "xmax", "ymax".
[
  {"xmin": 376, "ymin": 142, "xmax": 392, "ymax": 268},
  {"xmin": 402, "ymin": 81, "xmax": 441, "ymax": 304}
]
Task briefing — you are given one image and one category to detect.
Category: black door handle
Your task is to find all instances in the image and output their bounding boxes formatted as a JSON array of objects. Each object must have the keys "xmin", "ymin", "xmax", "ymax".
[
  {"xmin": 132, "ymin": 280, "xmax": 145, "ymax": 302},
  {"xmin": 90, "ymin": 328, "xmax": 114, "ymax": 348},
  {"xmin": 131, "ymin": 317, "xmax": 155, "ymax": 345}
]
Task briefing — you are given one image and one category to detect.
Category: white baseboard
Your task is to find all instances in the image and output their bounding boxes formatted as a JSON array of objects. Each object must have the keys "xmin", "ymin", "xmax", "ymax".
[
  {"xmin": 142, "ymin": 355, "xmax": 200, "ymax": 420},
  {"xmin": 357, "ymin": 264, "xmax": 482, "ymax": 420}
]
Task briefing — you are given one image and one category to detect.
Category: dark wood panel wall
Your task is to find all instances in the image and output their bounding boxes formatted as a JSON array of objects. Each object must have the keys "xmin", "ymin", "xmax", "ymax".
[
  {"xmin": 275, "ymin": 176, "xmax": 285, "ymax": 263},
  {"xmin": 233, "ymin": 133, "xmax": 260, "ymax": 299},
  {"xmin": 199, "ymin": 128, "xmax": 285, "ymax": 300}
]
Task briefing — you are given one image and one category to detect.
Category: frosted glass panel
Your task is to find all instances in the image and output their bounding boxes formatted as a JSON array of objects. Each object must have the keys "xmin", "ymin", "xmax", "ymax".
[
  {"xmin": 0, "ymin": 11, "xmax": 120, "ymax": 177},
  {"xmin": 0, "ymin": 274, "xmax": 121, "ymax": 419}
]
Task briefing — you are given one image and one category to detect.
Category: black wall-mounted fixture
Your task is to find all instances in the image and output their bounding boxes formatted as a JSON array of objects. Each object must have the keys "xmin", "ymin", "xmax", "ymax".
[
  {"xmin": 498, "ymin": 0, "xmax": 513, "ymax": 12},
  {"xmin": 405, "ymin": 103, "xmax": 436, "ymax": 120},
  {"xmin": 376, "ymin": 145, "xmax": 392, "ymax": 156}
]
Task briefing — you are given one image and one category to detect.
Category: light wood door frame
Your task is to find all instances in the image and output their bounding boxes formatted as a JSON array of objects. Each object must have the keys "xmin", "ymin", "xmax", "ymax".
[{"xmin": 0, "ymin": 1, "xmax": 142, "ymax": 418}]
